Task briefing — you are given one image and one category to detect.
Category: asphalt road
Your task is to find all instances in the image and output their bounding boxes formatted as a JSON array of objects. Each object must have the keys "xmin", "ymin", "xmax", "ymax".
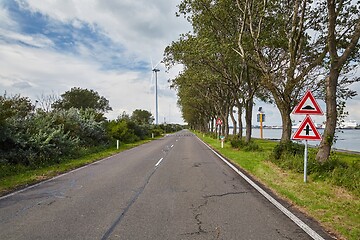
[{"xmin": 0, "ymin": 130, "xmax": 331, "ymax": 239}]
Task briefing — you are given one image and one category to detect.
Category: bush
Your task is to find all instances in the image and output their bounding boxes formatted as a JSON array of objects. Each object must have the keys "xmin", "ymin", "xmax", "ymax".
[
  {"xmin": 230, "ymin": 136, "xmax": 261, "ymax": 151},
  {"xmin": 152, "ymin": 128, "xmax": 164, "ymax": 137},
  {"xmin": 0, "ymin": 112, "xmax": 79, "ymax": 166},
  {"xmin": 309, "ymin": 154, "xmax": 360, "ymax": 196},
  {"xmin": 230, "ymin": 136, "xmax": 245, "ymax": 148},
  {"xmin": 272, "ymin": 141, "xmax": 305, "ymax": 160},
  {"xmin": 269, "ymin": 141, "xmax": 359, "ymax": 196},
  {"xmin": 53, "ymin": 108, "xmax": 108, "ymax": 146}
]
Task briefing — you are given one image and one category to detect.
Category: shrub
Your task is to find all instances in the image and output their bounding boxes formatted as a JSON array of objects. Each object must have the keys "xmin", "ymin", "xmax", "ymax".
[
  {"xmin": 310, "ymin": 154, "xmax": 360, "ymax": 196},
  {"xmin": 230, "ymin": 135, "xmax": 244, "ymax": 148},
  {"xmin": 230, "ymin": 136, "xmax": 261, "ymax": 151},
  {"xmin": 269, "ymin": 142, "xmax": 359, "ymax": 196},
  {"xmin": 272, "ymin": 141, "xmax": 304, "ymax": 160},
  {"xmin": 152, "ymin": 128, "xmax": 164, "ymax": 137}
]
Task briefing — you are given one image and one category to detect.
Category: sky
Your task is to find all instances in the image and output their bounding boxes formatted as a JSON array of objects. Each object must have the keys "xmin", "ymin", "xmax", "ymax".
[
  {"xmin": 0, "ymin": 0, "xmax": 359, "ymax": 126},
  {"xmin": 0, "ymin": 0, "xmax": 190, "ymax": 124}
]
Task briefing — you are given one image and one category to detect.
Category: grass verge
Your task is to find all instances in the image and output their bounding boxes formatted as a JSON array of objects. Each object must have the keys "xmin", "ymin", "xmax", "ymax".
[
  {"xmin": 197, "ymin": 133, "xmax": 359, "ymax": 240},
  {"xmin": 0, "ymin": 139, "xmax": 151, "ymax": 197}
]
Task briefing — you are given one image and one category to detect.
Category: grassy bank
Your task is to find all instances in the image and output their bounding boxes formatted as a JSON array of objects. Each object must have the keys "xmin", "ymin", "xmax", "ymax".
[
  {"xmin": 197, "ymin": 133, "xmax": 359, "ymax": 240},
  {"xmin": 0, "ymin": 139, "xmax": 151, "ymax": 196}
]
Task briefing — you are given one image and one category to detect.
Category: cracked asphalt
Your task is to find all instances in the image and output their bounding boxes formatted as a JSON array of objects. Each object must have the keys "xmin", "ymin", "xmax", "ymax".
[{"xmin": 0, "ymin": 130, "xmax": 330, "ymax": 239}]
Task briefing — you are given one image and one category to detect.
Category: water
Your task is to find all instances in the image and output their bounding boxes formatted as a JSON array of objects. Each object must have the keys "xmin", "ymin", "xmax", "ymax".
[{"xmin": 243, "ymin": 128, "xmax": 360, "ymax": 152}]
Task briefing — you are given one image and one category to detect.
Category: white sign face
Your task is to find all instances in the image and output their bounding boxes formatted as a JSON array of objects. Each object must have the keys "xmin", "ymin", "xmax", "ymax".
[
  {"xmin": 292, "ymin": 90, "xmax": 323, "ymax": 115},
  {"xmin": 292, "ymin": 115, "xmax": 322, "ymax": 141}
]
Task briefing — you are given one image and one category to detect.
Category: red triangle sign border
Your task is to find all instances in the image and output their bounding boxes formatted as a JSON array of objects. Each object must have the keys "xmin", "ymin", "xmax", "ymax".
[
  {"xmin": 292, "ymin": 115, "xmax": 322, "ymax": 141},
  {"xmin": 292, "ymin": 90, "xmax": 323, "ymax": 115}
]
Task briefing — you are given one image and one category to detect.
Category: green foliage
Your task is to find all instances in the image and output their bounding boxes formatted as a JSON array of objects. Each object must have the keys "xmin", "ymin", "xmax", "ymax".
[
  {"xmin": 310, "ymin": 154, "xmax": 360, "ymax": 196},
  {"xmin": 0, "ymin": 94, "xmax": 33, "ymax": 122},
  {"xmin": 157, "ymin": 123, "xmax": 184, "ymax": 133},
  {"xmin": 0, "ymin": 94, "xmax": 109, "ymax": 166},
  {"xmin": 230, "ymin": 135, "xmax": 261, "ymax": 151},
  {"xmin": 269, "ymin": 141, "xmax": 359, "ymax": 196},
  {"xmin": 107, "ymin": 119, "xmax": 140, "ymax": 143},
  {"xmin": 151, "ymin": 128, "xmax": 164, "ymax": 137},
  {"xmin": 51, "ymin": 108, "xmax": 109, "ymax": 146},
  {"xmin": 131, "ymin": 109, "xmax": 154, "ymax": 125},
  {"xmin": 272, "ymin": 141, "xmax": 305, "ymax": 160},
  {"xmin": 52, "ymin": 87, "xmax": 112, "ymax": 113}
]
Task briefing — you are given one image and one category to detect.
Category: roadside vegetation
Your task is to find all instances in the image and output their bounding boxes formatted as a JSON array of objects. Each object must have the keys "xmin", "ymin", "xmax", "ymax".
[
  {"xmin": 198, "ymin": 132, "xmax": 359, "ymax": 240},
  {"xmin": 165, "ymin": 0, "xmax": 360, "ymax": 163},
  {"xmin": 0, "ymin": 89, "xmax": 184, "ymax": 195}
]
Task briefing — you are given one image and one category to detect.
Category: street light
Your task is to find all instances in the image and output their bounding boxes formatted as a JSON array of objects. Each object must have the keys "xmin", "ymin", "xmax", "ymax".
[{"xmin": 152, "ymin": 68, "xmax": 160, "ymax": 125}]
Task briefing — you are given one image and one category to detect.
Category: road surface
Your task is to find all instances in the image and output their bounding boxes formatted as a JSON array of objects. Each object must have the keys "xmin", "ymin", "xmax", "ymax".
[{"xmin": 0, "ymin": 130, "xmax": 331, "ymax": 239}]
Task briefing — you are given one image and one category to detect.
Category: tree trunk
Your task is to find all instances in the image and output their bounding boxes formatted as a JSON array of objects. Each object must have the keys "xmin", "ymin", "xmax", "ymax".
[
  {"xmin": 230, "ymin": 106, "xmax": 237, "ymax": 135},
  {"xmin": 279, "ymin": 106, "xmax": 292, "ymax": 143},
  {"xmin": 210, "ymin": 117, "xmax": 214, "ymax": 133},
  {"xmin": 316, "ymin": 70, "xmax": 339, "ymax": 162},
  {"xmin": 244, "ymin": 98, "xmax": 253, "ymax": 143},
  {"xmin": 238, "ymin": 110, "xmax": 243, "ymax": 138}
]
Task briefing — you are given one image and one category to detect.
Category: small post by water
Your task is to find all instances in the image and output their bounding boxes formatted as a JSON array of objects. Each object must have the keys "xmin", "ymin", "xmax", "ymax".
[
  {"xmin": 220, "ymin": 136, "xmax": 225, "ymax": 148},
  {"xmin": 304, "ymin": 140, "xmax": 308, "ymax": 183},
  {"xmin": 257, "ymin": 107, "xmax": 265, "ymax": 139},
  {"xmin": 260, "ymin": 113, "xmax": 263, "ymax": 139}
]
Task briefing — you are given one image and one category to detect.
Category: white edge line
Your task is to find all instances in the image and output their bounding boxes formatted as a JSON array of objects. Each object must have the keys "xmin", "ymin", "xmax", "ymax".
[
  {"xmin": 155, "ymin": 158, "xmax": 164, "ymax": 167},
  {"xmin": 0, "ymin": 154, "xmax": 119, "ymax": 201},
  {"xmin": 198, "ymin": 137, "xmax": 324, "ymax": 240}
]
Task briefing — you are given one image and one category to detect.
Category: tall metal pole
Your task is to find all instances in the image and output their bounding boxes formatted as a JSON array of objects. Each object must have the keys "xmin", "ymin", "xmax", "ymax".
[{"xmin": 152, "ymin": 68, "xmax": 160, "ymax": 125}]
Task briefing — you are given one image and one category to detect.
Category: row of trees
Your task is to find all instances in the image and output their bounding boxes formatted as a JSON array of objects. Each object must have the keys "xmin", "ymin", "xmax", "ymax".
[
  {"xmin": 0, "ymin": 88, "xmax": 183, "ymax": 167},
  {"xmin": 165, "ymin": 0, "xmax": 360, "ymax": 162}
]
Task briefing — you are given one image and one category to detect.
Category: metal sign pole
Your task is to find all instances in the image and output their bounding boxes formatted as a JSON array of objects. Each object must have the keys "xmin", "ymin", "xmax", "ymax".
[{"xmin": 304, "ymin": 140, "xmax": 308, "ymax": 183}]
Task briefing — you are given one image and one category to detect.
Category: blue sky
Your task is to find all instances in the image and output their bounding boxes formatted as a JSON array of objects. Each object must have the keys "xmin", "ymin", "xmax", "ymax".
[{"xmin": 0, "ymin": 0, "xmax": 359, "ymax": 126}]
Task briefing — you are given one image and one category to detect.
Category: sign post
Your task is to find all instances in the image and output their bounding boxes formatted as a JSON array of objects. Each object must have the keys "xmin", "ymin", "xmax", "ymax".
[
  {"xmin": 292, "ymin": 91, "xmax": 323, "ymax": 183},
  {"xmin": 304, "ymin": 140, "xmax": 308, "ymax": 182},
  {"xmin": 220, "ymin": 136, "xmax": 225, "ymax": 148},
  {"xmin": 257, "ymin": 107, "xmax": 265, "ymax": 139}
]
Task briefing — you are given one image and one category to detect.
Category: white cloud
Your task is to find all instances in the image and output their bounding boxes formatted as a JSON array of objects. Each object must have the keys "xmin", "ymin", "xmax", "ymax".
[
  {"xmin": 0, "ymin": 41, "xmax": 183, "ymax": 123},
  {"xmin": 0, "ymin": 0, "xmax": 190, "ymax": 124},
  {"xmin": 22, "ymin": 0, "xmax": 189, "ymax": 60}
]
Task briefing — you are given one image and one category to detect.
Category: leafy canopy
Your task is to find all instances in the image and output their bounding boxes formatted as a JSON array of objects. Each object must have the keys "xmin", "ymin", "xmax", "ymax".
[{"xmin": 52, "ymin": 87, "xmax": 112, "ymax": 113}]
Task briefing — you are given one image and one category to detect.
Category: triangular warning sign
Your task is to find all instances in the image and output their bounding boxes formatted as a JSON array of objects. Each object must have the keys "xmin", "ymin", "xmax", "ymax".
[
  {"xmin": 292, "ymin": 115, "xmax": 322, "ymax": 140},
  {"xmin": 292, "ymin": 90, "xmax": 323, "ymax": 115}
]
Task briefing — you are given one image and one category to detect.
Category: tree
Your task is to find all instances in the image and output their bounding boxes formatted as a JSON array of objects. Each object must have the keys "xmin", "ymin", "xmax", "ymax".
[
  {"xmin": 316, "ymin": 0, "xmax": 360, "ymax": 162},
  {"xmin": 35, "ymin": 92, "xmax": 59, "ymax": 112},
  {"xmin": 236, "ymin": 0, "xmax": 327, "ymax": 143},
  {"xmin": 131, "ymin": 109, "xmax": 154, "ymax": 125},
  {"xmin": 0, "ymin": 94, "xmax": 34, "ymax": 150},
  {"xmin": 52, "ymin": 87, "xmax": 112, "ymax": 114},
  {"xmin": 167, "ymin": 0, "xmax": 267, "ymax": 141}
]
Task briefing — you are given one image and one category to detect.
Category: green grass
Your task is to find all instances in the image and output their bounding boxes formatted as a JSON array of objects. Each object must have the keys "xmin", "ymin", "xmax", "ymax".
[
  {"xmin": 0, "ymin": 140, "xmax": 151, "ymax": 196},
  {"xmin": 197, "ymin": 132, "xmax": 359, "ymax": 240}
]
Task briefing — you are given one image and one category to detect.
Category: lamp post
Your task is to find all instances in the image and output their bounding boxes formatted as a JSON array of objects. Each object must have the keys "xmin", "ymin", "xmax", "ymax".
[{"xmin": 152, "ymin": 68, "xmax": 160, "ymax": 125}]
